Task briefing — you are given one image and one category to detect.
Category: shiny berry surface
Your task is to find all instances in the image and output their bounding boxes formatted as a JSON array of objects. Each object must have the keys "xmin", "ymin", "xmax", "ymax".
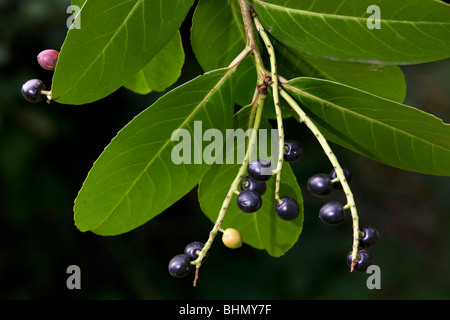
[
  {"xmin": 37, "ymin": 49, "xmax": 59, "ymax": 71},
  {"xmin": 237, "ymin": 190, "xmax": 262, "ymax": 213},
  {"xmin": 283, "ymin": 140, "xmax": 303, "ymax": 162},
  {"xmin": 184, "ymin": 241, "xmax": 204, "ymax": 261},
  {"xmin": 358, "ymin": 226, "xmax": 380, "ymax": 249},
  {"xmin": 21, "ymin": 79, "xmax": 46, "ymax": 103},
  {"xmin": 168, "ymin": 254, "xmax": 192, "ymax": 278},
  {"xmin": 275, "ymin": 196, "xmax": 299, "ymax": 221},
  {"xmin": 307, "ymin": 173, "xmax": 333, "ymax": 196},
  {"xmin": 241, "ymin": 176, "xmax": 267, "ymax": 195},
  {"xmin": 247, "ymin": 159, "xmax": 272, "ymax": 182},
  {"xmin": 319, "ymin": 201, "xmax": 346, "ymax": 226},
  {"xmin": 347, "ymin": 250, "xmax": 373, "ymax": 272}
]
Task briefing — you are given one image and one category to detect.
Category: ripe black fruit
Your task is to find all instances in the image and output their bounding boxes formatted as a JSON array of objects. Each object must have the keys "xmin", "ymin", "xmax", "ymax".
[
  {"xmin": 358, "ymin": 226, "xmax": 380, "ymax": 249},
  {"xmin": 247, "ymin": 159, "xmax": 272, "ymax": 182},
  {"xmin": 319, "ymin": 201, "xmax": 346, "ymax": 226},
  {"xmin": 329, "ymin": 168, "xmax": 353, "ymax": 190},
  {"xmin": 283, "ymin": 140, "xmax": 303, "ymax": 162},
  {"xmin": 307, "ymin": 173, "xmax": 332, "ymax": 196},
  {"xmin": 168, "ymin": 254, "xmax": 192, "ymax": 278},
  {"xmin": 21, "ymin": 79, "xmax": 46, "ymax": 103},
  {"xmin": 184, "ymin": 241, "xmax": 205, "ymax": 261},
  {"xmin": 237, "ymin": 190, "xmax": 262, "ymax": 213},
  {"xmin": 241, "ymin": 176, "xmax": 267, "ymax": 195},
  {"xmin": 37, "ymin": 49, "xmax": 59, "ymax": 71},
  {"xmin": 275, "ymin": 196, "xmax": 299, "ymax": 220},
  {"xmin": 347, "ymin": 250, "xmax": 373, "ymax": 272}
]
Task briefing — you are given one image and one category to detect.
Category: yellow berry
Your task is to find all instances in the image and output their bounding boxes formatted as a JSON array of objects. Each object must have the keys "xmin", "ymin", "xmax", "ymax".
[{"xmin": 222, "ymin": 228, "xmax": 243, "ymax": 249}]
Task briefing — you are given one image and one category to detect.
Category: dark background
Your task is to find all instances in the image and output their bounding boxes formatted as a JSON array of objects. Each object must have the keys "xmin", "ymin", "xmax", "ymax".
[{"xmin": 1, "ymin": 0, "xmax": 449, "ymax": 300}]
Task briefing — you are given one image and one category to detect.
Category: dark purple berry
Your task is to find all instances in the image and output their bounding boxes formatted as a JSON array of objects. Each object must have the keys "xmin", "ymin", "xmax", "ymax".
[
  {"xmin": 21, "ymin": 79, "xmax": 46, "ymax": 103},
  {"xmin": 329, "ymin": 168, "xmax": 353, "ymax": 190},
  {"xmin": 319, "ymin": 201, "xmax": 346, "ymax": 226},
  {"xmin": 247, "ymin": 159, "xmax": 272, "ymax": 182},
  {"xmin": 307, "ymin": 173, "xmax": 332, "ymax": 196},
  {"xmin": 283, "ymin": 140, "xmax": 303, "ymax": 162},
  {"xmin": 168, "ymin": 254, "xmax": 192, "ymax": 278},
  {"xmin": 275, "ymin": 196, "xmax": 299, "ymax": 220},
  {"xmin": 37, "ymin": 49, "xmax": 59, "ymax": 71},
  {"xmin": 184, "ymin": 241, "xmax": 205, "ymax": 261},
  {"xmin": 358, "ymin": 226, "xmax": 380, "ymax": 249},
  {"xmin": 241, "ymin": 176, "xmax": 267, "ymax": 195},
  {"xmin": 237, "ymin": 190, "xmax": 262, "ymax": 213},
  {"xmin": 347, "ymin": 250, "xmax": 373, "ymax": 272}
]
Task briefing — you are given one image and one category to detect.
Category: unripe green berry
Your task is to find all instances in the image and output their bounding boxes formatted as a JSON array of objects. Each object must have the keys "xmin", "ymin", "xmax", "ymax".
[{"xmin": 222, "ymin": 228, "xmax": 243, "ymax": 249}]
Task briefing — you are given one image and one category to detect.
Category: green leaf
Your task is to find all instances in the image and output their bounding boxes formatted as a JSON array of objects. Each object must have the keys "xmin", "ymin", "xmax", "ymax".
[
  {"xmin": 52, "ymin": 0, "xmax": 194, "ymax": 104},
  {"xmin": 275, "ymin": 41, "xmax": 406, "ymax": 103},
  {"xmin": 284, "ymin": 77, "xmax": 450, "ymax": 176},
  {"xmin": 263, "ymin": 42, "xmax": 407, "ymax": 120},
  {"xmin": 198, "ymin": 107, "xmax": 303, "ymax": 257},
  {"xmin": 123, "ymin": 30, "xmax": 184, "ymax": 95},
  {"xmin": 74, "ymin": 68, "xmax": 236, "ymax": 235},
  {"xmin": 191, "ymin": 0, "xmax": 256, "ymax": 106},
  {"xmin": 253, "ymin": 0, "xmax": 450, "ymax": 64}
]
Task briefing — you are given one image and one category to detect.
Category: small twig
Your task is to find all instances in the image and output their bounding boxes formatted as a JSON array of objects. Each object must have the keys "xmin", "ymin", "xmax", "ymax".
[{"xmin": 279, "ymin": 87, "xmax": 360, "ymax": 270}]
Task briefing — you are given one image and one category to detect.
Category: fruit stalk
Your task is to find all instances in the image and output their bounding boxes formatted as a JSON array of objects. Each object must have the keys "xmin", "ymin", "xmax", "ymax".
[
  {"xmin": 252, "ymin": 10, "xmax": 284, "ymax": 204},
  {"xmin": 192, "ymin": 91, "xmax": 267, "ymax": 286},
  {"xmin": 279, "ymin": 88, "xmax": 360, "ymax": 271}
]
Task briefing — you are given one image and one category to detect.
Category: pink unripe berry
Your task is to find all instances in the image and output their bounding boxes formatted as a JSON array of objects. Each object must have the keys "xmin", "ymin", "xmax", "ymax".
[{"xmin": 37, "ymin": 49, "xmax": 59, "ymax": 71}]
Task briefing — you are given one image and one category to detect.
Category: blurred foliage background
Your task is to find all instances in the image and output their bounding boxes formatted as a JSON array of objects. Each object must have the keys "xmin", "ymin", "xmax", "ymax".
[{"xmin": 1, "ymin": 0, "xmax": 449, "ymax": 300}]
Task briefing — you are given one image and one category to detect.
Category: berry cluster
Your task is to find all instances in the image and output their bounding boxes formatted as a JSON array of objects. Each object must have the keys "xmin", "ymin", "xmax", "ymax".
[
  {"xmin": 236, "ymin": 140, "xmax": 303, "ymax": 221},
  {"xmin": 307, "ymin": 167, "xmax": 379, "ymax": 271},
  {"xmin": 168, "ymin": 228, "xmax": 243, "ymax": 278},
  {"xmin": 168, "ymin": 140, "xmax": 303, "ymax": 279},
  {"xmin": 168, "ymin": 241, "xmax": 204, "ymax": 278},
  {"xmin": 21, "ymin": 49, "xmax": 59, "ymax": 103}
]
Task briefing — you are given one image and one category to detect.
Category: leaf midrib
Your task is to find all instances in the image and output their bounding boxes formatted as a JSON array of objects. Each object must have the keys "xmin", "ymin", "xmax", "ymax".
[{"xmin": 255, "ymin": 0, "xmax": 450, "ymax": 25}]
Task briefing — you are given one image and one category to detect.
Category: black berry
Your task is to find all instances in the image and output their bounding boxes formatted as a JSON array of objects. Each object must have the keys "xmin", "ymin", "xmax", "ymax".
[
  {"xmin": 358, "ymin": 226, "xmax": 380, "ymax": 249},
  {"xmin": 283, "ymin": 140, "xmax": 303, "ymax": 162},
  {"xmin": 329, "ymin": 168, "xmax": 353, "ymax": 190},
  {"xmin": 347, "ymin": 250, "xmax": 373, "ymax": 272},
  {"xmin": 307, "ymin": 173, "xmax": 333, "ymax": 196},
  {"xmin": 319, "ymin": 201, "xmax": 346, "ymax": 226},
  {"xmin": 37, "ymin": 49, "xmax": 59, "ymax": 71},
  {"xmin": 21, "ymin": 79, "xmax": 46, "ymax": 103},
  {"xmin": 275, "ymin": 196, "xmax": 299, "ymax": 220},
  {"xmin": 237, "ymin": 190, "xmax": 262, "ymax": 213},
  {"xmin": 168, "ymin": 254, "xmax": 193, "ymax": 278},
  {"xmin": 184, "ymin": 241, "xmax": 205, "ymax": 261},
  {"xmin": 247, "ymin": 159, "xmax": 272, "ymax": 182},
  {"xmin": 241, "ymin": 176, "xmax": 267, "ymax": 195}
]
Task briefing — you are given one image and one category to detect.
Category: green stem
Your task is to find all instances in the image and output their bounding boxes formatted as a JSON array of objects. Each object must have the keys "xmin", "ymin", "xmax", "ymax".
[
  {"xmin": 192, "ymin": 92, "xmax": 267, "ymax": 286},
  {"xmin": 252, "ymin": 12, "xmax": 284, "ymax": 204},
  {"xmin": 238, "ymin": 0, "xmax": 268, "ymax": 84},
  {"xmin": 279, "ymin": 88, "xmax": 360, "ymax": 271}
]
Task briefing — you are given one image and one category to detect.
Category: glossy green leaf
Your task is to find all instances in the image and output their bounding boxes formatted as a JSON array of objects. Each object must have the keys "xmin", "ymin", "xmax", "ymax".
[
  {"xmin": 52, "ymin": 0, "xmax": 194, "ymax": 104},
  {"xmin": 253, "ymin": 0, "xmax": 450, "ymax": 64},
  {"xmin": 123, "ymin": 31, "xmax": 184, "ymax": 94},
  {"xmin": 284, "ymin": 77, "xmax": 450, "ymax": 176},
  {"xmin": 74, "ymin": 68, "xmax": 236, "ymax": 235},
  {"xmin": 275, "ymin": 41, "xmax": 406, "ymax": 103},
  {"xmin": 198, "ymin": 107, "xmax": 303, "ymax": 257},
  {"xmin": 191, "ymin": 0, "xmax": 256, "ymax": 106}
]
